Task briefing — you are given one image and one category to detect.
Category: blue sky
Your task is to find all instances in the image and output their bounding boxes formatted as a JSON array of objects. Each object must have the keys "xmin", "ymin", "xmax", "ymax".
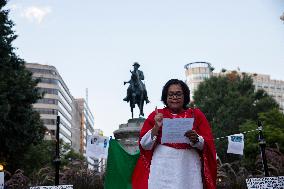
[{"xmin": 6, "ymin": 0, "xmax": 284, "ymax": 136}]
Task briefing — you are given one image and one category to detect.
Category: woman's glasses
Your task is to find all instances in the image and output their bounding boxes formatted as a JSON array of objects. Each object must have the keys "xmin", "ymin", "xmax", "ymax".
[{"xmin": 167, "ymin": 92, "xmax": 183, "ymax": 99}]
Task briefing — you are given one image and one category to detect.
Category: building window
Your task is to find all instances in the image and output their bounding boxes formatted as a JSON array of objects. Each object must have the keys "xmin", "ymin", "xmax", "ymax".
[
  {"xmin": 58, "ymin": 81, "xmax": 73, "ymax": 103},
  {"xmin": 42, "ymin": 119, "xmax": 56, "ymax": 125},
  {"xmin": 58, "ymin": 101, "xmax": 72, "ymax": 119},
  {"xmin": 27, "ymin": 68, "xmax": 58, "ymax": 76},
  {"xmin": 37, "ymin": 88, "xmax": 58, "ymax": 95},
  {"xmin": 58, "ymin": 91, "xmax": 72, "ymax": 111},
  {"xmin": 37, "ymin": 98, "xmax": 58, "ymax": 105},
  {"xmin": 60, "ymin": 123, "xmax": 72, "ymax": 137},
  {"xmin": 59, "ymin": 133, "xmax": 71, "ymax": 144},
  {"xmin": 34, "ymin": 108, "xmax": 58, "ymax": 115},
  {"xmin": 35, "ymin": 77, "xmax": 58, "ymax": 85},
  {"xmin": 58, "ymin": 111, "xmax": 72, "ymax": 128}
]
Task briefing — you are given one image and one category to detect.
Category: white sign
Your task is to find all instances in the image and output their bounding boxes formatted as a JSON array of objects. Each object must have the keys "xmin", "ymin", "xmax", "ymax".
[
  {"xmin": 161, "ymin": 118, "xmax": 194, "ymax": 144},
  {"xmin": 246, "ymin": 176, "xmax": 284, "ymax": 189},
  {"xmin": 227, "ymin": 133, "xmax": 244, "ymax": 155},
  {"xmin": 30, "ymin": 185, "xmax": 73, "ymax": 189},
  {"xmin": 0, "ymin": 172, "xmax": 4, "ymax": 189},
  {"xmin": 86, "ymin": 135, "xmax": 109, "ymax": 158}
]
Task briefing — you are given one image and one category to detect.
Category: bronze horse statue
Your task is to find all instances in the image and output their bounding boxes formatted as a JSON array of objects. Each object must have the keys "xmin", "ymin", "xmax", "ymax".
[{"xmin": 124, "ymin": 63, "xmax": 149, "ymax": 118}]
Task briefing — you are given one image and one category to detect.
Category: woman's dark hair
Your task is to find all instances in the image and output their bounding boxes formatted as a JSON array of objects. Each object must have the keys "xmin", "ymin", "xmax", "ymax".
[{"xmin": 161, "ymin": 79, "xmax": 190, "ymax": 109}]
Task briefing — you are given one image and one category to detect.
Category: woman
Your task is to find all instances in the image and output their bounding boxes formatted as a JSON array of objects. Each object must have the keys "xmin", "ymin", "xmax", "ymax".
[{"xmin": 132, "ymin": 79, "xmax": 217, "ymax": 189}]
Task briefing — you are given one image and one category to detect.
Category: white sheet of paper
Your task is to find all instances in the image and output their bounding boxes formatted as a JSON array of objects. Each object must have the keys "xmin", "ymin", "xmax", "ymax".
[{"xmin": 161, "ymin": 118, "xmax": 194, "ymax": 144}]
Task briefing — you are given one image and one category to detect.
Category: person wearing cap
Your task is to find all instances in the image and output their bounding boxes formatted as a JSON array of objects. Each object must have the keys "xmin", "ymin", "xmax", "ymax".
[
  {"xmin": 132, "ymin": 79, "xmax": 217, "ymax": 189},
  {"xmin": 123, "ymin": 62, "xmax": 150, "ymax": 104}
]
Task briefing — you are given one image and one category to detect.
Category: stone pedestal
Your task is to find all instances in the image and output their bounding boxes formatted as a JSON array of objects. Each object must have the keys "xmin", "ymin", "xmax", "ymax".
[{"xmin": 113, "ymin": 118, "xmax": 145, "ymax": 154}]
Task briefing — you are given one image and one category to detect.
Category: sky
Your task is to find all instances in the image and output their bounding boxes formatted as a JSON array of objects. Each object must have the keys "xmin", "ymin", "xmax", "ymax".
[{"xmin": 5, "ymin": 0, "xmax": 284, "ymax": 137}]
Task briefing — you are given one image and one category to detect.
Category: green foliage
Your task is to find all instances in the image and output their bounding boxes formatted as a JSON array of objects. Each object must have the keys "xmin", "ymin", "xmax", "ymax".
[
  {"xmin": 20, "ymin": 140, "xmax": 55, "ymax": 176},
  {"xmin": 240, "ymin": 109, "xmax": 284, "ymax": 163},
  {"xmin": 60, "ymin": 160, "xmax": 104, "ymax": 189},
  {"xmin": 0, "ymin": 0, "xmax": 45, "ymax": 172},
  {"xmin": 4, "ymin": 169, "xmax": 29, "ymax": 189},
  {"xmin": 19, "ymin": 140, "xmax": 86, "ymax": 178},
  {"xmin": 193, "ymin": 73, "xmax": 279, "ymax": 162},
  {"xmin": 60, "ymin": 143, "xmax": 85, "ymax": 166},
  {"xmin": 4, "ymin": 140, "xmax": 89, "ymax": 186}
]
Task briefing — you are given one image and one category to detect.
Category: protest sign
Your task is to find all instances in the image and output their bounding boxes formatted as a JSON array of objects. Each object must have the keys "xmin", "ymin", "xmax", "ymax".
[
  {"xmin": 86, "ymin": 135, "xmax": 109, "ymax": 158},
  {"xmin": 246, "ymin": 176, "xmax": 284, "ymax": 189},
  {"xmin": 30, "ymin": 185, "xmax": 73, "ymax": 189}
]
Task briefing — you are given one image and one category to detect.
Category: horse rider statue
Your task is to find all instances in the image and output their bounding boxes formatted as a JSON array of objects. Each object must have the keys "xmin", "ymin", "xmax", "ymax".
[
  {"xmin": 123, "ymin": 62, "xmax": 150, "ymax": 103},
  {"xmin": 123, "ymin": 62, "xmax": 150, "ymax": 117}
]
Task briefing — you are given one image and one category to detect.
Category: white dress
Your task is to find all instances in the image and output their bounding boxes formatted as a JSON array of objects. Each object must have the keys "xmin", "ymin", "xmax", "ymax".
[{"xmin": 140, "ymin": 129, "xmax": 204, "ymax": 189}]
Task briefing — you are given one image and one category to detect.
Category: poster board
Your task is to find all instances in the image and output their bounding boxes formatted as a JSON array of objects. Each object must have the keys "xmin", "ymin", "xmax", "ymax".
[
  {"xmin": 30, "ymin": 185, "xmax": 73, "ymax": 189},
  {"xmin": 86, "ymin": 135, "xmax": 109, "ymax": 159},
  {"xmin": 246, "ymin": 176, "xmax": 284, "ymax": 189}
]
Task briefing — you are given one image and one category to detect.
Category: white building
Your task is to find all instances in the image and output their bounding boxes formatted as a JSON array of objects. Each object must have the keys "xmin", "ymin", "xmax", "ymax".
[
  {"xmin": 184, "ymin": 62, "xmax": 214, "ymax": 100},
  {"xmin": 26, "ymin": 63, "xmax": 74, "ymax": 145},
  {"xmin": 184, "ymin": 62, "xmax": 284, "ymax": 111}
]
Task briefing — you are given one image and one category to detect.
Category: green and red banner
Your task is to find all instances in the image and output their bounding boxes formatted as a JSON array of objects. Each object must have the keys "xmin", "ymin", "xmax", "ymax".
[{"xmin": 104, "ymin": 139, "xmax": 139, "ymax": 189}]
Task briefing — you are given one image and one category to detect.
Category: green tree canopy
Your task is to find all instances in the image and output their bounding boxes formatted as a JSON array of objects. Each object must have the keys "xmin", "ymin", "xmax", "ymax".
[
  {"xmin": 0, "ymin": 0, "xmax": 45, "ymax": 172},
  {"xmin": 193, "ymin": 72, "xmax": 279, "ymax": 162},
  {"xmin": 240, "ymin": 109, "xmax": 284, "ymax": 172}
]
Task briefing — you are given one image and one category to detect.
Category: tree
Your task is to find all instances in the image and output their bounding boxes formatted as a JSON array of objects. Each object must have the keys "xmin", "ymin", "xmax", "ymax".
[
  {"xmin": 4, "ymin": 140, "xmax": 88, "ymax": 187},
  {"xmin": 0, "ymin": 0, "xmax": 45, "ymax": 172},
  {"xmin": 193, "ymin": 72, "xmax": 279, "ymax": 162},
  {"xmin": 240, "ymin": 109, "xmax": 284, "ymax": 174},
  {"xmin": 20, "ymin": 140, "xmax": 55, "ymax": 176}
]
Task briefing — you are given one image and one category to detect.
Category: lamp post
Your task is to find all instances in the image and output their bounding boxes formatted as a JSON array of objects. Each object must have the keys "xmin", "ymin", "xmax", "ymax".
[
  {"xmin": 257, "ymin": 120, "xmax": 269, "ymax": 177},
  {"xmin": 53, "ymin": 115, "xmax": 61, "ymax": 185}
]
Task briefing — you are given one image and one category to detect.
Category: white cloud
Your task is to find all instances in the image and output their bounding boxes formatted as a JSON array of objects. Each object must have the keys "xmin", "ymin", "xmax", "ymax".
[
  {"xmin": 6, "ymin": 4, "xmax": 21, "ymax": 11},
  {"xmin": 23, "ymin": 6, "xmax": 51, "ymax": 24}
]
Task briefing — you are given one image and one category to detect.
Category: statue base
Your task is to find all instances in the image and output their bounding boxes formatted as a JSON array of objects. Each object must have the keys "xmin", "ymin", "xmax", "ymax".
[{"xmin": 113, "ymin": 118, "xmax": 145, "ymax": 154}]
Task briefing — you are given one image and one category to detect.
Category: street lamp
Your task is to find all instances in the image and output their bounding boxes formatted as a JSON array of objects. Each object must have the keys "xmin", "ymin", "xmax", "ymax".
[
  {"xmin": 53, "ymin": 115, "xmax": 61, "ymax": 185},
  {"xmin": 0, "ymin": 164, "xmax": 3, "ymax": 171},
  {"xmin": 258, "ymin": 120, "xmax": 269, "ymax": 177}
]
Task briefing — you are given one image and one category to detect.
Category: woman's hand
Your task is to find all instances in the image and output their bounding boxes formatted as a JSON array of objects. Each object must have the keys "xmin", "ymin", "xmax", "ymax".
[
  {"xmin": 184, "ymin": 130, "xmax": 199, "ymax": 144},
  {"xmin": 152, "ymin": 107, "xmax": 163, "ymax": 139}
]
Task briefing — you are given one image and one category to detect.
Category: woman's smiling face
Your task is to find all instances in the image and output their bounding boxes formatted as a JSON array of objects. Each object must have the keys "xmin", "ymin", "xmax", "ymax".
[{"xmin": 166, "ymin": 84, "xmax": 184, "ymax": 113}]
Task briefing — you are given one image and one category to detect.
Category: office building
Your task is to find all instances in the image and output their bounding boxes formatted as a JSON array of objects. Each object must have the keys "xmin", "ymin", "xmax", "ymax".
[
  {"xmin": 184, "ymin": 62, "xmax": 284, "ymax": 111},
  {"xmin": 184, "ymin": 62, "xmax": 214, "ymax": 100},
  {"xmin": 26, "ymin": 63, "xmax": 74, "ymax": 145},
  {"xmin": 74, "ymin": 98, "xmax": 95, "ymax": 154}
]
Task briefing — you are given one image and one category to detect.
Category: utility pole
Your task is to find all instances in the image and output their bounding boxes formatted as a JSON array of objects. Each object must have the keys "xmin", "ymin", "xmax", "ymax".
[
  {"xmin": 258, "ymin": 120, "xmax": 269, "ymax": 177},
  {"xmin": 54, "ymin": 116, "xmax": 61, "ymax": 185}
]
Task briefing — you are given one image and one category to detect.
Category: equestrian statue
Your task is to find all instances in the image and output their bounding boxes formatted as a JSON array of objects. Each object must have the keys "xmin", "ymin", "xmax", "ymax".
[{"xmin": 123, "ymin": 62, "xmax": 150, "ymax": 118}]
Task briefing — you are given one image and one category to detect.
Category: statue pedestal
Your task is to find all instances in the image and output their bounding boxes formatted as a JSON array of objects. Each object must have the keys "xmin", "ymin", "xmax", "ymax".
[{"xmin": 113, "ymin": 118, "xmax": 145, "ymax": 154}]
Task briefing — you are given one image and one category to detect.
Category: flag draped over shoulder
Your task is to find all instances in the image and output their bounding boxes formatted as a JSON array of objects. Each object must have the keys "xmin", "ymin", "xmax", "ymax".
[{"xmin": 104, "ymin": 139, "xmax": 140, "ymax": 189}]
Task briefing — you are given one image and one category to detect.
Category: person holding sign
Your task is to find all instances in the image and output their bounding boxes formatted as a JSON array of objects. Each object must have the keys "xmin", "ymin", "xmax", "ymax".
[{"xmin": 132, "ymin": 79, "xmax": 217, "ymax": 189}]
